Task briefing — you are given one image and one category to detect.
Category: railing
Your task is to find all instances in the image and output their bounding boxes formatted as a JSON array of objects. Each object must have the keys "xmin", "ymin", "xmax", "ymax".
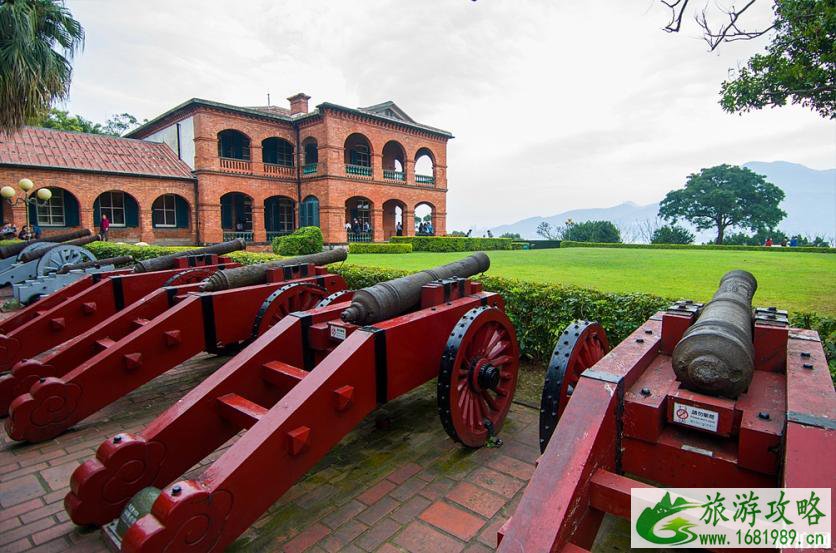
[
  {"xmin": 345, "ymin": 164, "xmax": 372, "ymax": 178},
  {"xmin": 383, "ymin": 170, "xmax": 405, "ymax": 181},
  {"xmin": 347, "ymin": 231, "xmax": 372, "ymax": 243},
  {"xmin": 223, "ymin": 231, "xmax": 254, "ymax": 242},
  {"xmin": 267, "ymin": 230, "xmax": 294, "ymax": 242},
  {"xmin": 303, "ymin": 163, "xmax": 318, "ymax": 175},
  {"xmin": 263, "ymin": 163, "xmax": 294, "ymax": 177},
  {"xmin": 416, "ymin": 174, "xmax": 435, "ymax": 185},
  {"xmin": 220, "ymin": 157, "xmax": 252, "ymax": 174}
]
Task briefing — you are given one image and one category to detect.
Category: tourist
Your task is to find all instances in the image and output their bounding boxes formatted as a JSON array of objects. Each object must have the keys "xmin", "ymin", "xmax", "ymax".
[
  {"xmin": 33, "ymin": 225, "xmax": 42, "ymax": 239},
  {"xmin": 344, "ymin": 221, "xmax": 352, "ymax": 234},
  {"xmin": 1, "ymin": 222, "xmax": 15, "ymax": 240},
  {"xmin": 790, "ymin": 236, "xmax": 799, "ymax": 247},
  {"xmin": 352, "ymin": 218, "xmax": 360, "ymax": 233},
  {"xmin": 100, "ymin": 214, "xmax": 110, "ymax": 241},
  {"xmin": 780, "ymin": 238, "xmax": 787, "ymax": 247},
  {"xmin": 18, "ymin": 225, "xmax": 33, "ymax": 240},
  {"xmin": 396, "ymin": 221, "xmax": 402, "ymax": 236},
  {"xmin": 426, "ymin": 221, "xmax": 433, "ymax": 235},
  {"xmin": 764, "ymin": 237, "xmax": 773, "ymax": 247},
  {"xmin": 362, "ymin": 220, "xmax": 370, "ymax": 233}
]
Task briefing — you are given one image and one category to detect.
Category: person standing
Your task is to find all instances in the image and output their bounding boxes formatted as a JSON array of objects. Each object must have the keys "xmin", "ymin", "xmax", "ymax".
[
  {"xmin": 396, "ymin": 221, "xmax": 403, "ymax": 236},
  {"xmin": 100, "ymin": 213, "xmax": 110, "ymax": 241}
]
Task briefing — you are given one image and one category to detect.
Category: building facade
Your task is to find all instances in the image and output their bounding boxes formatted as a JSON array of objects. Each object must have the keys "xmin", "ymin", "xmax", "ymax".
[{"xmin": 0, "ymin": 94, "xmax": 451, "ymax": 245}]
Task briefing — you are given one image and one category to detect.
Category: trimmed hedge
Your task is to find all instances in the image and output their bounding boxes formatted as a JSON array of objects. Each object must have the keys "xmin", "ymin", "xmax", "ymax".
[
  {"xmin": 349, "ymin": 242, "xmax": 413, "ymax": 254},
  {"xmin": 87, "ymin": 242, "xmax": 280, "ymax": 265},
  {"xmin": 527, "ymin": 240, "xmax": 561, "ymax": 249},
  {"xmin": 329, "ymin": 264, "xmax": 835, "ymax": 380},
  {"xmin": 561, "ymin": 241, "xmax": 835, "ymax": 253},
  {"xmin": 391, "ymin": 236, "xmax": 513, "ymax": 252},
  {"xmin": 272, "ymin": 226, "xmax": 323, "ymax": 256}
]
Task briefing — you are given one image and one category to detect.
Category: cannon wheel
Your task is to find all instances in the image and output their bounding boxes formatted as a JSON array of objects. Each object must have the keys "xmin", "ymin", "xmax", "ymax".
[
  {"xmin": 251, "ymin": 282, "xmax": 328, "ymax": 339},
  {"xmin": 163, "ymin": 268, "xmax": 215, "ymax": 287},
  {"xmin": 539, "ymin": 320, "xmax": 609, "ymax": 452},
  {"xmin": 315, "ymin": 289, "xmax": 354, "ymax": 308},
  {"xmin": 17, "ymin": 241, "xmax": 54, "ymax": 261},
  {"xmin": 36, "ymin": 245, "xmax": 95, "ymax": 276},
  {"xmin": 437, "ymin": 306, "xmax": 519, "ymax": 448}
]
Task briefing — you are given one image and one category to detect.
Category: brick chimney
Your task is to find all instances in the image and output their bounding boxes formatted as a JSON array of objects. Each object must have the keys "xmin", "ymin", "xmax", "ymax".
[{"xmin": 287, "ymin": 93, "xmax": 311, "ymax": 115}]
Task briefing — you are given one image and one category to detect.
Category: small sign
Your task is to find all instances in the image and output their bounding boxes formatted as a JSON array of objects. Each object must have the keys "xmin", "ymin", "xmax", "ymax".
[
  {"xmin": 672, "ymin": 401, "xmax": 719, "ymax": 432},
  {"xmin": 330, "ymin": 325, "xmax": 347, "ymax": 341}
]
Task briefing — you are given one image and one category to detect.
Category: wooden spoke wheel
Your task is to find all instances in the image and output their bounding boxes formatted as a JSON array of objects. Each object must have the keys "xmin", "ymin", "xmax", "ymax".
[
  {"xmin": 539, "ymin": 320, "xmax": 609, "ymax": 452},
  {"xmin": 36, "ymin": 245, "xmax": 94, "ymax": 275},
  {"xmin": 438, "ymin": 306, "xmax": 519, "ymax": 448},
  {"xmin": 251, "ymin": 283, "xmax": 328, "ymax": 339},
  {"xmin": 315, "ymin": 289, "xmax": 354, "ymax": 308},
  {"xmin": 163, "ymin": 268, "xmax": 214, "ymax": 287}
]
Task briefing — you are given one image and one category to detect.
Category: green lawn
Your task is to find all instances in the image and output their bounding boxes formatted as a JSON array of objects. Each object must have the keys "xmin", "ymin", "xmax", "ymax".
[{"xmin": 344, "ymin": 248, "xmax": 836, "ymax": 315}]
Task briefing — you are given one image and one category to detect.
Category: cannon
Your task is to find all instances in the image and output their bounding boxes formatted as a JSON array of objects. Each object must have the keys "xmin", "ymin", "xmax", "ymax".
[
  {"xmin": 0, "ymin": 233, "xmax": 99, "ymax": 287},
  {"xmin": 3, "ymin": 252, "xmax": 348, "ymax": 439},
  {"xmin": 56, "ymin": 255, "xmax": 134, "ymax": 274},
  {"xmin": 0, "ymin": 228, "xmax": 91, "ymax": 261},
  {"xmin": 499, "ymin": 270, "xmax": 835, "ymax": 552},
  {"xmin": 65, "ymin": 253, "xmax": 520, "ymax": 552},
  {"xmin": 0, "ymin": 254, "xmax": 240, "ymax": 375},
  {"xmin": 132, "ymin": 239, "xmax": 246, "ymax": 273},
  {"xmin": 200, "ymin": 248, "xmax": 347, "ymax": 291}
]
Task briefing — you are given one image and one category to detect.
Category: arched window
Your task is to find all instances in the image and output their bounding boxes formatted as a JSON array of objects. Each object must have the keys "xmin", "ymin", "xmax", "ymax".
[
  {"xmin": 220, "ymin": 192, "xmax": 253, "ymax": 231},
  {"xmin": 218, "ymin": 130, "xmax": 251, "ymax": 160},
  {"xmin": 301, "ymin": 195, "xmax": 320, "ymax": 227},
  {"xmin": 303, "ymin": 138, "xmax": 318, "ymax": 175},
  {"xmin": 94, "ymin": 191, "xmax": 139, "ymax": 227},
  {"xmin": 382, "ymin": 141, "xmax": 406, "ymax": 181},
  {"xmin": 345, "ymin": 197, "xmax": 373, "ymax": 241},
  {"xmin": 152, "ymin": 194, "xmax": 190, "ymax": 228},
  {"xmin": 262, "ymin": 137, "xmax": 294, "ymax": 167},
  {"xmin": 415, "ymin": 148, "xmax": 435, "ymax": 185},
  {"xmin": 264, "ymin": 196, "xmax": 295, "ymax": 238},
  {"xmin": 31, "ymin": 187, "xmax": 80, "ymax": 227},
  {"xmin": 414, "ymin": 203, "xmax": 435, "ymax": 235},
  {"xmin": 344, "ymin": 133, "xmax": 372, "ymax": 177}
]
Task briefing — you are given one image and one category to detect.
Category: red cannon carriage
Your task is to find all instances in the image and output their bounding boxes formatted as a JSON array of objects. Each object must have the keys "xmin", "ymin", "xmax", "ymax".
[
  {"xmin": 66, "ymin": 252, "xmax": 521, "ymax": 552},
  {"xmin": 3, "ymin": 250, "xmax": 349, "ymax": 442},
  {"xmin": 499, "ymin": 270, "xmax": 835, "ymax": 552}
]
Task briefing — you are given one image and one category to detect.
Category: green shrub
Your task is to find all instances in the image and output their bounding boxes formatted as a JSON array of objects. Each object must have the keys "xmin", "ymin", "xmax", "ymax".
[
  {"xmin": 349, "ymin": 242, "xmax": 412, "ymax": 254},
  {"xmin": 272, "ymin": 226, "xmax": 323, "ymax": 256},
  {"xmin": 560, "ymin": 241, "xmax": 836, "ymax": 253},
  {"xmin": 651, "ymin": 225, "xmax": 695, "ymax": 244},
  {"xmin": 564, "ymin": 220, "xmax": 621, "ymax": 243},
  {"xmin": 87, "ymin": 242, "xmax": 280, "ymax": 266},
  {"xmin": 390, "ymin": 236, "xmax": 512, "ymax": 252},
  {"xmin": 329, "ymin": 264, "xmax": 835, "ymax": 380}
]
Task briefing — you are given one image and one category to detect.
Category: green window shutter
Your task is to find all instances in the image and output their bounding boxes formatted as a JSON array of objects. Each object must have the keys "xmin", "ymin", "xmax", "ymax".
[
  {"xmin": 175, "ymin": 196, "xmax": 189, "ymax": 228},
  {"xmin": 65, "ymin": 193, "xmax": 80, "ymax": 227},
  {"xmin": 126, "ymin": 195, "xmax": 139, "ymax": 227},
  {"xmin": 28, "ymin": 202, "xmax": 37, "ymax": 224},
  {"xmin": 221, "ymin": 198, "xmax": 232, "ymax": 229},
  {"xmin": 93, "ymin": 199, "xmax": 101, "ymax": 227}
]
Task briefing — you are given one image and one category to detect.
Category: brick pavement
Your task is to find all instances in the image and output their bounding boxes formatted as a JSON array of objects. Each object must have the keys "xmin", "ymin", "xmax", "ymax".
[{"xmin": 0, "ymin": 348, "xmax": 629, "ymax": 552}]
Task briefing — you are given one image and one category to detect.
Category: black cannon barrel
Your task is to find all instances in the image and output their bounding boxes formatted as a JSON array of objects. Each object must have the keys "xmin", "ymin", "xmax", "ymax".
[
  {"xmin": 672, "ymin": 269, "xmax": 758, "ymax": 398},
  {"xmin": 18, "ymin": 234, "xmax": 100, "ymax": 263},
  {"xmin": 341, "ymin": 252, "xmax": 490, "ymax": 325},
  {"xmin": 132, "ymin": 239, "xmax": 247, "ymax": 273},
  {"xmin": 56, "ymin": 255, "xmax": 134, "ymax": 274},
  {"xmin": 0, "ymin": 229, "xmax": 91, "ymax": 259},
  {"xmin": 201, "ymin": 249, "xmax": 348, "ymax": 291}
]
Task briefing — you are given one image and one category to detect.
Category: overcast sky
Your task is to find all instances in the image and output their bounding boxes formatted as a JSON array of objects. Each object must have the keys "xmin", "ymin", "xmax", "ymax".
[{"xmin": 63, "ymin": 0, "xmax": 835, "ymax": 230}]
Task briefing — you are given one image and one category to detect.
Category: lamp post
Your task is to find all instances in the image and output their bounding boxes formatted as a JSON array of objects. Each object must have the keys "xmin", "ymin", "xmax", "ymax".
[{"xmin": 1, "ymin": 178, "xmax": 53, "ymax": 240}]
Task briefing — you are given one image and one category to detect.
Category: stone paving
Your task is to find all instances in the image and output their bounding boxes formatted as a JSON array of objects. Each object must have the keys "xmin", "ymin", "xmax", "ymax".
[{"xmin": 0, "ymin": 349, "xmax": 629, "ymax": 552}]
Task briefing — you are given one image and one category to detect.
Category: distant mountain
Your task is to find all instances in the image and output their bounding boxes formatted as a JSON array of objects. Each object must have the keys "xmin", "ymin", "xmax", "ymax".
[{"xmin": 487, "ymin": 161, "xmax": 835, "ymax": 242}]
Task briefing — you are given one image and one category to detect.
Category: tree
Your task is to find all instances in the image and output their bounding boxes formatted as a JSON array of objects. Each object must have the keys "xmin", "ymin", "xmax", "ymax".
[
  {"xmin": 563, "ymin": 220, "xmax": 622, "ymax": 243},
  {"xmin": 659, "ymin": 164, "xmax": 786, "ymax": 244},
  {"xmin": 536, "ymin": 221, "xmax": 565, "ymax": 240},
  {"xmin": 651, "ymin": 224, "xmax": 695, "ymax": 244},
  {"xmin": 499, "ymin": 232, "xmax": 521, "ymax": 240},
  {"xmin": 29, "ymin": 107, "xmax": 101, "ymax": 133},
  {"xmin": 0, "ymin": 0, "xmax": 85, "ymax": 133},
  {"xmin": 660, "ymin": 0, "xmax": 835, "ymax": 118},
  {"xmin": 102, "ymin": 112, "xmax": 140, "ymax": 136}
]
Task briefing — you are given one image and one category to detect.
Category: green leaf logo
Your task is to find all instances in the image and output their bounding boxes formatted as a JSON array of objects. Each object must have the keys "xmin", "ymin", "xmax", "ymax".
[{"xmin": 636, "ymin": 492, "xmax": 701, "ymax": 545}]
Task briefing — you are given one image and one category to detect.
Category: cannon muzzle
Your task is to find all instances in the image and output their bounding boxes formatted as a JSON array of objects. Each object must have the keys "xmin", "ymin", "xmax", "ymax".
[
  {"xmin": 0, "ymin": 229, "xmax": 92, "ymax": 259},
  {"xmin": 341, "ymin": 252, "xmax": 490, "ymax": 325},
  {"xmin": 132, "ymin": 239, "xmax": 246, "ymax": 273},
  {"xmin": 200, "ymin": 249, "xmax": 348, "ymax": 291},
  {"xmin": 672, "ymin": 269, "xmax": 758, "ymax": 398}
]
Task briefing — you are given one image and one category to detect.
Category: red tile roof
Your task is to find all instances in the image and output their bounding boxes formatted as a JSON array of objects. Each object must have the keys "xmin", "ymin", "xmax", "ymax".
[{"xmin": 0, "ymin": 127, "xmax": 194, "ymax": 179}]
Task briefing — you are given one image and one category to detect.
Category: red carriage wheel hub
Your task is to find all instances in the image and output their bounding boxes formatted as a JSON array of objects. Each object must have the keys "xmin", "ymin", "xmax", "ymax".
[
  {"xmin": 438, "ymin": 306, "xmax": 520, "ymax": 448},
  {"xmin": 251, "ymin": 283, "xmax": 328, "ymax": 338}
]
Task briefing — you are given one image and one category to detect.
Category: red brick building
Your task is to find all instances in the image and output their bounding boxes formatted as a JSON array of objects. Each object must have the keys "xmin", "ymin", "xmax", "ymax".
[{"xmin": 0, "ymin": 94, "xmax": 451, "ymax": 245}]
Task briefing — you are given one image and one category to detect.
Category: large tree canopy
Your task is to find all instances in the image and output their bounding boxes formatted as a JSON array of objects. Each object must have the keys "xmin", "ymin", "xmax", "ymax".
[
  {"xmin": 0, "ymin": 0, "xmax": 84, "ymax": 133},
  {"xmin": 659, "ymin": 164, "xmax": 786, "ymax": 244},
  {"xmin": 28, "ymin": 108, "xmax": 142, "ymax": 136},
  {"xmin": 661, "ymin": 0, "xmax": 835, "ymax": 118}
]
